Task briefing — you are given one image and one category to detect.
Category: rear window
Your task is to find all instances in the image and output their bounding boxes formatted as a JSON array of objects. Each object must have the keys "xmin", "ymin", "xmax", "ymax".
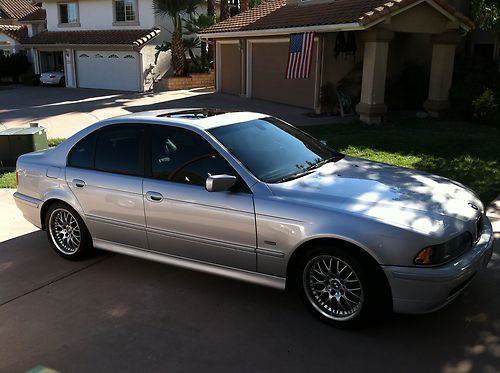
[{"xmin": 67, "ymin": 132, "xmax": 97, "ymax": 169}]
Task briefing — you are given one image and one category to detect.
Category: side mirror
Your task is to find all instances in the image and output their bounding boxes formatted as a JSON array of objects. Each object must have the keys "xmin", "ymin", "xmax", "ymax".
[{"xmin": 205, "ymin": 174, "xmax": 237, "ymax": 192}]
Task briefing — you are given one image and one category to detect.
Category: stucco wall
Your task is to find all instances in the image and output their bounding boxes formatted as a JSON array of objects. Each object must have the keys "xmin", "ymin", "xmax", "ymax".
[
  {"xmin": 387, "ymin": 2, "xmax": 451, "ymax": 34},
  {"xmin": 44, "ymin": 0, "xmax": 156, "ymax": 31},
  {"xmin": 321, "ymin": 32, "xmax": 363, "ymax": 86},
  {"xmin": 141, "ymin": 43, "xmax": 171, "ymax": 91}
]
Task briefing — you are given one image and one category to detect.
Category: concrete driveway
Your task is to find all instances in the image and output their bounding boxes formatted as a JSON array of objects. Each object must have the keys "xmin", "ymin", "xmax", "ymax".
[
  {"xmin": 0, "ymin": 85, "xmax": 342, "ymax": 139},
  {"xmin": 0, "ymin": 188, "xmax": 499, "ymax": 373}
]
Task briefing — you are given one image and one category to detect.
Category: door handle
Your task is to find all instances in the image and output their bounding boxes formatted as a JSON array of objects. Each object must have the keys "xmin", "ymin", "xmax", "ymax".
[
  {"xmin": 72, "ymin": 179, "xmax": 86, "ymax": 188},
  {"xmin": 146, "ymin": 191, "xmax": 163, "ymax": 202}
]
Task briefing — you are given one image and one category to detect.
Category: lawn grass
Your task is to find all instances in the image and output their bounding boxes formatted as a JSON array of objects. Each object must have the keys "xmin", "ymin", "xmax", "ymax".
[
  {"xmin": 301, "ymin": 117, "xmax": 500, "ymax": 204},
  {"xmin": 0, "ymin": 171, "xmax": 16, "ymax": 188}
]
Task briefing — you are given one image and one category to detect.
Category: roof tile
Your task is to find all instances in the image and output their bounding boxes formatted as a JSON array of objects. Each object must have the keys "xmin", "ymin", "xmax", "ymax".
[
  {"xmin": 22, "ymin": 28, "xmax": 161, "ymax": 47},
  {"xmin": 200, "ymin": 0, "xmax": 473, "ymax": 34},
  {"xmin": 0, "ymin": 24, "xmax": 28, "ymax": 41},
  {"xmin": 0, "ymin": 0, "xmax": 39, "ymax": 20},
  {"xmin": 18, "ymin": 8, "xmax": 46, "ymax": 22}
]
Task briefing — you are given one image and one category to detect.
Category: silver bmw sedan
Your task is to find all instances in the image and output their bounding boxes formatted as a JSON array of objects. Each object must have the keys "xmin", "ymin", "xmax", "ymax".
[{"xmin": 14, "ymin": 109, "xmax": 494, "ymax": 327}]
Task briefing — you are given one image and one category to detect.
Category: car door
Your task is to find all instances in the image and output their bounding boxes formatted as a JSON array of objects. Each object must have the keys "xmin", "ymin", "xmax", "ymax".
[
  {"xmin": 143, "ymin": 124, "xmax": 256, "ymax": 271},
  {"xmin": 66, "ymin": 124, "xmax": 147, "ymax": 248}
]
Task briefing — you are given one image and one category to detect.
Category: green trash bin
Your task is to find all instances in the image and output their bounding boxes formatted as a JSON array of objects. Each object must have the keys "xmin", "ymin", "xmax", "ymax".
[{"xmin": 0, "ymin": 126, "xmax": 48, "ymax": 167}]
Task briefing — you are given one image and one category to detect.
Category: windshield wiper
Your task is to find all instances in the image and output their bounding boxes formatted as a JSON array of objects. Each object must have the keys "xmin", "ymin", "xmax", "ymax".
[
  {"xmin": 276, "ymin": 155, "xmax": 344, "ymax": 183},
  {"xmin": 277, "ymin": 169, "xmax": 316, "ymax": 183},
  {"xmin": 305, "ymin": 155, "xmax": 344, "ymax": 172}
]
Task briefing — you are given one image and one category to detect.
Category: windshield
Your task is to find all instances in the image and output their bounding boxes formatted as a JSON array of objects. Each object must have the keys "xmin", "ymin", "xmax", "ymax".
[{"xmin": 209, "ymin": 117, "xmax": 343, "ymax": 183}]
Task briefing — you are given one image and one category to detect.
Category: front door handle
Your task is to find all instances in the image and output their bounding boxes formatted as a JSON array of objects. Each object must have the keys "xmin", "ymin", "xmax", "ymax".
[
  {"xmin": 72, "ymin": 179, "xmax": 86, "ymax": 188},
  {"xmin": 146, "ymin": 191, "xmax": 163, "ymax": 202}
]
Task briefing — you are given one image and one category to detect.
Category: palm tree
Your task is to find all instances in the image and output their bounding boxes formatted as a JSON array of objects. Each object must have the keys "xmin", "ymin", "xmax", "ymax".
[
  {"xmin": 153, "ymin": 0, "xmax": 202, "ymax": 76},
  {"xmin": 184, "ymin": 13, "xmax": 215, "ymax": 68},
  {"xmin": 206, "ymin": 0, "xmax": 216, "ymax": 62},
  {"xmin": 220, "ymin": 0, "xmax": 230, "ymax": 20},
  {"xmin": 240, "ymin": 0, "xmax": 249, "ymax": 12}
]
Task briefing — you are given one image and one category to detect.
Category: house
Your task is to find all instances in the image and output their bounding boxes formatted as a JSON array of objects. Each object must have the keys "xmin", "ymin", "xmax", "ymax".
[
  {"xmin": 0, "ymin": 0, "xmax": 40, "ymax": 56},
  {"xmin": 21, "ymin": 0, "xmax": 172, "ymax": 92},
  {"xmin": 199, "ymin": 0, "xmax": 474, "ymax": 124}
]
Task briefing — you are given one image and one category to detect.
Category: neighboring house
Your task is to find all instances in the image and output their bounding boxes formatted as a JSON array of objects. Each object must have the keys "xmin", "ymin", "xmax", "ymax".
[
  {"xmin": 0, "ymin": 24, "xmax": 28, "ymax": 55},
  {"xmin": 22, "ymin": 0, "xmax": 173, "ymax": 92},
  {"xmin": 0, "ymin": 0, "xmax": 40, "ymax": 55},
  {"xmin": 200, "ymin": 0, "xmax": 474, "ymax": 124}
]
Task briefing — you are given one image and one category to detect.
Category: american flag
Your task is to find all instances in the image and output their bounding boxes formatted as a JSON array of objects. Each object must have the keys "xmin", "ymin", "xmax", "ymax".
[{"xmin": 286, "ymin": 32, "xmax": 315, "ymax": 79}]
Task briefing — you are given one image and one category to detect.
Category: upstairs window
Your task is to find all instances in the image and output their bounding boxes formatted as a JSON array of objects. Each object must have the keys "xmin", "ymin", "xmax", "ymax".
[
  {"xmin": 115, "ymin": 0, "xmax": 136, "ymax": 22},
  {"xmin": 59, "ymin": 2, "xmax": 78, "ymax": 24}
]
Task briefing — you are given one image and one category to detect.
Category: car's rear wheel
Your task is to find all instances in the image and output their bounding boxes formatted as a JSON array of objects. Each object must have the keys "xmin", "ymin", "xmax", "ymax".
[
  {"xmin": 297, "ymin": 246, "xmax": 384, "ymax": 328},
  {"xmin": 45, "ymin": 202, "xmax": 93, "ymax": 260}
]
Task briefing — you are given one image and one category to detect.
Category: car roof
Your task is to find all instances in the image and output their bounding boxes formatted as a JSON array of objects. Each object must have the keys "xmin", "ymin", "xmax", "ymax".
[{"xmin": 107, "ymin": 108, "xmax": 271, "ymax": 130}]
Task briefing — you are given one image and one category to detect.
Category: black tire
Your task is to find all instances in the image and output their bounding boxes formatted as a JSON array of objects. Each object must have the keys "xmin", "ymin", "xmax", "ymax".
[
  {"xmin": 296, "ymin": 245, "xmax": 388, "ymax": 328},
  {"xmin": 45, "ymin": 202, "xmax": 93, "ymax": 260},
  {"xmin": 59, "ymin": 77, "xmax": 65, "ymax": 87}
]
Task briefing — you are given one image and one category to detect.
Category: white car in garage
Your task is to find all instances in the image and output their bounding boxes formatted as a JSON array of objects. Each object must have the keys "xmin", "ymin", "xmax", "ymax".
[{"xmin": 40, "ymin": 71, "xmax": 65, "ymax": 86}]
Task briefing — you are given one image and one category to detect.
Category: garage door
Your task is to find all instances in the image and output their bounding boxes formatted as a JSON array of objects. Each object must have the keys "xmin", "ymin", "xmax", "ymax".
[
  {"xmin": 218, "ymin": 43, "xmax": 241, "ymax": 95},
  {"xmin": 76, "ymin": 51, "xmax": 141, "ymax": 91},
  {"xmin": 250, "ymin": 41, "xmax": 317, "ymax": 109}
]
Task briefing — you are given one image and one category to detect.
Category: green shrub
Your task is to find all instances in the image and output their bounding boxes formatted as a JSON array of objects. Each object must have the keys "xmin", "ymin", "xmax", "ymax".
[
  {"xmin": 0, "ymin": 53, "xmax": 31, "ymax": 82},
  {"xmin": 450, "ymin": 56, "xmax": 500, "ymax": 119},
  {"xmin": 19, "ymin": 72, "xmax": 40, "ymax": 86},
  {"xmin": 473, "ymin": 88, "xmax": 499, "ymax": 125}
]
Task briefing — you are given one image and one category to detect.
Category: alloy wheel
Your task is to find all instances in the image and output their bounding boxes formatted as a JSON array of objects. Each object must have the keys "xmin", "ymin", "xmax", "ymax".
[
  {"xmin": 303, "ymin": 255, "xmax": 364, "ymax": 321},
  {"xmin": 49, "ymin": 208, "xmax": 82, "ymax": 255}
]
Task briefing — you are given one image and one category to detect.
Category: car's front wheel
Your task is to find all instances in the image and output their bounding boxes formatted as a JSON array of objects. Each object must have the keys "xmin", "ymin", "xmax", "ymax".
[
  {"xmin": 297, "ymin": 246, "xmax": 384, "ymax": 328},
  {"xmin": 45, "ymin": 202, "xmax": 93, "ymax": 260}
]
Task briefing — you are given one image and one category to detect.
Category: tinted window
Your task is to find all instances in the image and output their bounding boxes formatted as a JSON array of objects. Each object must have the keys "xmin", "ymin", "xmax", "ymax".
[
  {"xmin": 95, "ymin": 125, "xmax": 144, "ymax": 176},
  {"xmin": 67, "ymin": 132, "xmax": 97, "ymax": 169},
  {"xmin": 209, "ymin": 117, "xmax": 343, "ymax": 183},
  {"xmin": 151, "ymin": 126, "xmax": 234, "ymax": 186}
]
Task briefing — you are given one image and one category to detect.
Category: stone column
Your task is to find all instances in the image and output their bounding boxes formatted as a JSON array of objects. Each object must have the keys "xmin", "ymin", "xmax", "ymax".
[
  {"xmin": 423, "ymin": 31, "xmax": 461, "ymax": 118},
  {"xmin": 356, "ymin": 29, "xmax": 394, "ymax": 124}
]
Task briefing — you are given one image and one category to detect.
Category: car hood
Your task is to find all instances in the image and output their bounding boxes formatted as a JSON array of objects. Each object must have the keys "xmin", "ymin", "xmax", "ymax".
[{"xmin": 267, "ymin": 156, "xmax": 483, "ymax": 236}]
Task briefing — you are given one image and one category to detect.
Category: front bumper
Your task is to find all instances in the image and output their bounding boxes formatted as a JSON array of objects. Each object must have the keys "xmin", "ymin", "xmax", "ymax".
[
  {"xmin": 382, "ymin": 215, "xmax": 495, "ymax": 314},
  {"xmin": 13, "ymin": 191, "xmax": 43, "ymax": 229},
  {"xmin": 40, "ymin": 78, "xmax": 60, "ymax": 85}
]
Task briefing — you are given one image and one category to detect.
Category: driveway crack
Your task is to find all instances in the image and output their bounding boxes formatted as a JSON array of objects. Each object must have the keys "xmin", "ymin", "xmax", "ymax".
[{"xmin": 0, "ymin": 254, "xmax": 113, "ymax": 308}]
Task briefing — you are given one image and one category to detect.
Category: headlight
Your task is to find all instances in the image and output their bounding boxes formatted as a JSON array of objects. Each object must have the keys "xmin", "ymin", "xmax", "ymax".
[{"xmin": 414, "ymin": 232, "xmax": 472, "ymax": 265}]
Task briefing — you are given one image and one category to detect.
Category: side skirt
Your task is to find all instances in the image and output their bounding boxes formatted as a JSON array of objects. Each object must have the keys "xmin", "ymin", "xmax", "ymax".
[{"xmin": 93, "ymin": 238, "xmax": 286, "ymax": 290}]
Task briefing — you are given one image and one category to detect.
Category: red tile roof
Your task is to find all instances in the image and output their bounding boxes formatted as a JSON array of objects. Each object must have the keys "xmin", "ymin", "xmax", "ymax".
[
  {"xmin": 0, "ymin": 24, "xmax": 28, "ymax": 41},
  {"xmin": 199, "ymin": 0, "xmax": 473, "ymax": 35},
  {"xmin": 22, "ymin": 28, "xmax": 161, "ymax": 47},
  {"xmin": 18, "ymin": 8, "xmax": 46, "ymax": 22},
  {"xmin": 0, "ymin": 0, "xmax": 39, "ymax": 20}
]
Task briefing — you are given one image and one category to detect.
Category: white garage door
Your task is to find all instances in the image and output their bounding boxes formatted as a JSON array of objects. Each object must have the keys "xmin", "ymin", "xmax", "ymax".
[{"xmin": 76, "ymin": 51, "xmax": 141, "ymax": 91}]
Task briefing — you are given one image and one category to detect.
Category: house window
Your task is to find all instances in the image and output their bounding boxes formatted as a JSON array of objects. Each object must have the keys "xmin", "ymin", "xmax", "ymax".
[
  {"xmin": 59, "ymin": 2, "xmax": 78, "ymax": 24},
  {"xmin": 115, "ymin": 0, "xmax": 136, "ymax": 22}
]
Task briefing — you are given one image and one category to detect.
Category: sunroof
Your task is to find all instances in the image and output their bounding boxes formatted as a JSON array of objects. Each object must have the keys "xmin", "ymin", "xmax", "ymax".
[{"xmin": 158, "ymin": 109, "xmax": 234, "ymax": 119}]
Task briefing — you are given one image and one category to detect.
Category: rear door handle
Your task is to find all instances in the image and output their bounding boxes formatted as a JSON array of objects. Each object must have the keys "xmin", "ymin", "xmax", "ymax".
[
  {"xmin": 72, "ymin": 179, "xmax": 86, "ymax": 188},
  {"xmin": 146, "ymin": 191, "xmax": 163, "ymax": 202}
]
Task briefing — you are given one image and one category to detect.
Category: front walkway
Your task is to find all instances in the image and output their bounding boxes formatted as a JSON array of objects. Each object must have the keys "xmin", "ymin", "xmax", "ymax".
[{"xmin": 0, "ymin": 85, "xmax": 347, "ymax": 139}]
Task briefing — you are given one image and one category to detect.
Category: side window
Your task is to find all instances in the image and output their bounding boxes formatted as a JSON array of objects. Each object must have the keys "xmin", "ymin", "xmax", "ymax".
[
  {"xmin": 151, "ymin": 126, "xmax": 234, "ymax": 186},
  {"xmin": 94, "ymin": 125, "xmax": 144, "ymax": 176},
  {"xmin": 67, "ymin": 132, "xmax": 97, "ymax": 169}
]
